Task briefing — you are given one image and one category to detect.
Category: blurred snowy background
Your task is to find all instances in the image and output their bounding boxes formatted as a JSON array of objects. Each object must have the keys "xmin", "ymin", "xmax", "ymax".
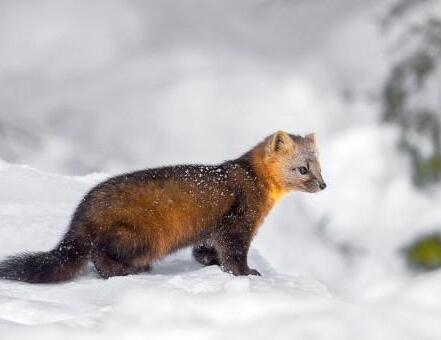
[
  {"xmin": 1, "ymin": 0, "xmax": 441, "ymax": 338},
  {"xmin": 0, "ymin": 0, "xmax": 385, "ymax": 174}
]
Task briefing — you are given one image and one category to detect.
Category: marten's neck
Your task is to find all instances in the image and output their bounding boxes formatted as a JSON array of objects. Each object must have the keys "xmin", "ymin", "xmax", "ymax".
[{"xmin": 240, "ymin": 145, "xmax": 288, "ymax": 205}]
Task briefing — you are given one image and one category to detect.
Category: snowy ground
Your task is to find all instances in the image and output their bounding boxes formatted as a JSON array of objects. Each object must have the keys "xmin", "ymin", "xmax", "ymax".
[{"xmin": 0, "ymin": 160, "xmax": 441, "ymax": 340}]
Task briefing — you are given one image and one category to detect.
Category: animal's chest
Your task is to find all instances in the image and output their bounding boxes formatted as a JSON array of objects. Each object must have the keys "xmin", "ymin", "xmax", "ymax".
[
  {"xmin": 250, "ymin": 198, "xmax": 276, "ymax": 234},
  {"xmin": 247, "ymin": 183, "xmax": 287, "ymax": 234},
  {"xmin": 232, "ymin": 187, "xmax": 276, "ymax": 234}
]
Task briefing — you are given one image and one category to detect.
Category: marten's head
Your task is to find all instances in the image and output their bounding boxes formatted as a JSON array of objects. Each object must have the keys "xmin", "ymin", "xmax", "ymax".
[{"xmin": 252, "ymin": 131, "xmax": 326, "ymax": 195}]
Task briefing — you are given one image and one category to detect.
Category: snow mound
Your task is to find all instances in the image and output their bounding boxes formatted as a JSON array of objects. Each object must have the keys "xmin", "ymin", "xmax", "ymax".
[
  {"xmin": 0, "ymin": 251, "xmax": 330, "ymax": 337},
  {"xmin": 0, "ymin": 162, "xmax": 331, "ymax": 339},
  {"xmin": 1, "ymin": 161, "xmax": 441, "ymax": 340}
]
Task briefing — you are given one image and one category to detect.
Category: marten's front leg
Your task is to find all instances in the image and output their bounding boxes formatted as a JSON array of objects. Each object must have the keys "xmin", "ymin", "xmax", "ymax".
[{"xmin": 215, "ymin": 231, "xmax": 261, "ymax": 276}]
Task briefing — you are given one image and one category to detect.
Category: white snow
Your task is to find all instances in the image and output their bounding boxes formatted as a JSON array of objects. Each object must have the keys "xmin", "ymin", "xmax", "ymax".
[
  {"xmin": 0, "ymin": 163, "xmax": 330, "ymax": 339},
  {"xmin": 0, "ymin": 154, "xmax": 440, "ymax": 339}
]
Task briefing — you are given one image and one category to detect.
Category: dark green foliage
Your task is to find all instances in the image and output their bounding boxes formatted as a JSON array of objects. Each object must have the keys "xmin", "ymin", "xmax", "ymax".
[
  {"xmin": 382, "ymin": 0, "xmax": 441, "ymax": 188},
  {"xmin": 405, "ymin": 233, "xmax": 441, "ymax": 270},
  {"xmin": 414, "ymin": 154, "xmax": 441, "ymax": 186}
]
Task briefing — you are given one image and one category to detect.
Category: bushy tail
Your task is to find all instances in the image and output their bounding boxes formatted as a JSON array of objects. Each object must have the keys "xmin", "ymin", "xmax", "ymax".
[{"xmin": 0, "ymin": 233, "xmax": 90, "ymax": 283}]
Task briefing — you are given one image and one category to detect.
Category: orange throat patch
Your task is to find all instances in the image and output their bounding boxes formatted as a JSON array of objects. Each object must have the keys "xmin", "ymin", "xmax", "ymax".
[{"xmin": 267, "ymin": 184, "xmax": 287, "ymax": 205}]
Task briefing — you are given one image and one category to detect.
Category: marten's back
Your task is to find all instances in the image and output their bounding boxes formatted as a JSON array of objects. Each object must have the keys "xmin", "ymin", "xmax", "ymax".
[{"xmin": 74, "ymin": 163, "xmax": 255, "ymax": 256}]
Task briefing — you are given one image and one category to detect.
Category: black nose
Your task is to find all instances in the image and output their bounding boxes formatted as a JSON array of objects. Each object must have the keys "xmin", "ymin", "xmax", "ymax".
[{"xmin": 319, "ymin": 182, "xmax": 327, "ymax": 190}]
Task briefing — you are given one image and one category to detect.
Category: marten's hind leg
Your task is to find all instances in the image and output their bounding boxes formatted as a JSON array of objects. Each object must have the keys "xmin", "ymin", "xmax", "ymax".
[
  {"xmin": 92, "ymin": 251, "xmax": 133, "ymax": 278},
  {"xmin": 91, "ymin": 224, "xmax": 151, "ymax": 279},
  {"xmin": 192, "ymin": 244, "xmax": 220, "ymax": 266}
]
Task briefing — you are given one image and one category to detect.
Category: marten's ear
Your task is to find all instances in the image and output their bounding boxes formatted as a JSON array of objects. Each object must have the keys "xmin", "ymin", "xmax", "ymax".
[
  {"xmin": 305, "ymin": 133, "xmax": 316, "ymax": 146},
  {"xmin": 266, "ymin": 130, "xmax": 293, "ymax": 154},
  {"xmin": 305, "ymin": 133, "xmax": 318, "ymax": 154}
]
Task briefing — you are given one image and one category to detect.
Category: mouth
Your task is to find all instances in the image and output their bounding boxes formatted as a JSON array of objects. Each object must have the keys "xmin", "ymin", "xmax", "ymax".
[
  {"xmin": 300, "ymin": 185, "xmax": 319, "ymax": 193},
  {"xmin": 303, "ymin": 181, "xmax": 324, "ymax": 193},
  {"xmin": 307, "ymin": 186, "xmax": 321, "ymax": 193}
]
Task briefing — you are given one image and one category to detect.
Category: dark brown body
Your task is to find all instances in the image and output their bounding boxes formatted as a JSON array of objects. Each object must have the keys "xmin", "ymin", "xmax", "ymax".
[
  {"xmin": 0, "ymin": 131, "xmax": 325, "ymax": 283},
  {"xmin": 79, "ymin": 158, "xmax": 275, "ymax": 278}
]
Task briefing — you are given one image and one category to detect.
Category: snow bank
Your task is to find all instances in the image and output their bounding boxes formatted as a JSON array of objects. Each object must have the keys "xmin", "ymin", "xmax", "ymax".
[
  {"xmin": 0, "ymin": 156, "xmax": 440, "ymax": 339},
  {"xmin": 0, "ymin": 162, "xmax": 331, "ymax": 339}
]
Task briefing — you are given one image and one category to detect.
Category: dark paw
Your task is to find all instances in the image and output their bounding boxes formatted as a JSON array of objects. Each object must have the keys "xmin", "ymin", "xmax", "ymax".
[
  {"xmin": 222, "ymin": 266, "xmax": 261, "ymax": 276},
  {"xmin": 248, "ymin": 268, "xmax": 261, "ymax": 276}
]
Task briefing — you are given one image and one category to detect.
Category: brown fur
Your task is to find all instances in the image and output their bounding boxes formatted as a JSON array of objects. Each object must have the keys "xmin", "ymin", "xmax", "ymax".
[{"xmin": 0, "ymin": 131, "xmax": 326, "ymax": 283}]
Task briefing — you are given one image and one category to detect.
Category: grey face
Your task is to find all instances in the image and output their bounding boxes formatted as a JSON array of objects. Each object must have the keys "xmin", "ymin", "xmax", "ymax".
[
  {"xmin": 280, "ymin": 140, "xmax": 327, "ymax": 193},
  {"xmin": 301, "ymin": 156, "xmax": 326, "ymax": 193}
]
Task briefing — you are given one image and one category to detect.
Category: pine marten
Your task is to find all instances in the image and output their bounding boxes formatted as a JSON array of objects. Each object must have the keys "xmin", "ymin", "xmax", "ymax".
[{"xmin": 0, "ymin": 131, "xmax": 326, "ymax": 283}]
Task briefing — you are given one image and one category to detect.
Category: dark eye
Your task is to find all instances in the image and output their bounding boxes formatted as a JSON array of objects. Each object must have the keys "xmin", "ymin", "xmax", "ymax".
[{"xmin": 298, "ymin": 166, "xmax": 308, "ymax": 175}]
